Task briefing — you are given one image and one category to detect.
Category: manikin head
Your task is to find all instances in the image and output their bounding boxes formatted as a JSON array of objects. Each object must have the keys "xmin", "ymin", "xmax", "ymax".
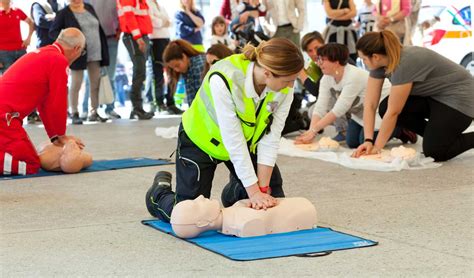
[{"xmin": 170, "ymin": 195, "xmax": 222, "ymax": 238}]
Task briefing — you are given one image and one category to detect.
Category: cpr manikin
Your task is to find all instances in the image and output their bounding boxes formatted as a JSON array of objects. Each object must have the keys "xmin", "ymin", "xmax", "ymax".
[
  {"xmin": 38, "ymin": 139, "xmax": 92, "ymax": 173},
  {"xmin": 170, "ymin": 196, "xmax": 317, "ymax": 238}
]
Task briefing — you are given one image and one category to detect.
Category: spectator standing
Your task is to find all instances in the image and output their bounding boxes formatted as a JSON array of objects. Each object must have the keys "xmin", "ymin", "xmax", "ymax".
[
  {"xmin": 356, "ymin": 0, "xmax": 376, "ymax": 37},
  {"xmin": 31, "ymin": 0, "xmax": 60, "ymax": 48},
  {"xmin": 373, "ymin": 0, "xmax": 412, "ymax": 44},
  {"xmin": 147, "ymin": 0, "xmax": 181, "ymax": 114},
  {"xmin": 175, "ymin": 0, "xmax": 205, "ymax": 52},
  {"xmin": 323, "ymin": 0, "xmax": 358, "ymax": 62},
  {"xmin": 117, "ymin": 0, "xmax": 154, "ymax": 120},
  {"xmin": 86, "ymin": 0, "xmax": 122, "ymax": 119},
  {"xmin": 266, "ymin": 0, "xmax": 306, "ymax": 47},
  {"xmin": 50, "ymin": 0, "xmax": 110, "ymax": 124},
  {"xmin": 0, "ymin": 0, "xmax": 34, "ymax": 75}
]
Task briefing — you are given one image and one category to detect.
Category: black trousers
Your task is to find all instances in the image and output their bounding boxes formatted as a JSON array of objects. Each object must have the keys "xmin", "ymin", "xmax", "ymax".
[
  {"xmin": 379, "ymin": 96, "xmax": 474, "ymax": 161},
  {"xmin": 152, "ymin": 125, "xmax": 285, "ymax": 222},
  {"xmin": 150, "ymin": 38, "xmax": 174, "ymax": 106}
]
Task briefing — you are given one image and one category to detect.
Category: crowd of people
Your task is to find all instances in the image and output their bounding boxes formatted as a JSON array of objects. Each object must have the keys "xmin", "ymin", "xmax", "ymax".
[{"xmin": 0, "ymin": 1, "xmax": 473, "ymax": 219}]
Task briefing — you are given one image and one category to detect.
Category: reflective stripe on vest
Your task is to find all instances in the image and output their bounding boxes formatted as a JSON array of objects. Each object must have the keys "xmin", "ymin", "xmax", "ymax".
[{"xmin": 182, "ymin": 54, "xmax": 289, "ymax": 161}]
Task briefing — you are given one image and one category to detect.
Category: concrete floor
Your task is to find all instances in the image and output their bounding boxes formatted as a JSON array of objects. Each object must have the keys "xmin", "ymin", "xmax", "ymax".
[{"xmin": 1, "ymin": 116, "xmax": 473, "ymax": 277}]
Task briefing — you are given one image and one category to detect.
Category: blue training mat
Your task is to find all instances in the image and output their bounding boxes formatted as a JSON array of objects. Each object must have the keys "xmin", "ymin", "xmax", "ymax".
[
  {"xmin": 1, "ymin": 157, "xmax": 173, "ymax": 180},
  {"xmin": 142, "ymin": 219, "xmax": 378, "ymax": 261}
]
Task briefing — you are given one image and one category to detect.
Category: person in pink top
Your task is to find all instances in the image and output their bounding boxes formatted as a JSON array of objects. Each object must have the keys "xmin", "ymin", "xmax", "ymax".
[
  {"xmin": 0, "ymin": 0, "xmax": 34, "ymax": 75},
  {"xmin": 0, "ymin": 28, "xmax": 85, "ymax": 176},
  {"xmin": 373, "ymin": 0, "xmax": 411, "ymax": 43}
]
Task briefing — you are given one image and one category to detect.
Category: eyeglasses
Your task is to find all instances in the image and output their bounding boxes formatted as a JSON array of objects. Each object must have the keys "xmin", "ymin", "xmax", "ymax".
[
  {"xmin": 81, "ymin": 48, "xmax": 87, "ymax": 57},
  {"xmin": 316, "ymin": 56, "xmax": 328, "ymax": 64}
]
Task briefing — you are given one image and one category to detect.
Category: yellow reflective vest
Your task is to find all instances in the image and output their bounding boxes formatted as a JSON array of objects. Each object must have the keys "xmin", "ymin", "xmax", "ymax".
[{"xmin": 182, "ymin": 54, "xmax": 290, "ymax": 161}]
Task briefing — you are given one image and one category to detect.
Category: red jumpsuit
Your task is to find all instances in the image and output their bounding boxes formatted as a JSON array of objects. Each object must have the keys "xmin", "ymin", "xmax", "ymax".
[{"xmin": 0, "ymin": 43, "xmax": 68, "ymax": 175}]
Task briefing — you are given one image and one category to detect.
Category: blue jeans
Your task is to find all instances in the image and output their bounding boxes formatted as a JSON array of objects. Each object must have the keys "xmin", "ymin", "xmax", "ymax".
[
  {"xmin": 0, "ymin": 49, "xmax": 26, "ymax": 74},
  {"xmin": 346, "ymin": 118, "xmax": 400, "ymax": 148}
]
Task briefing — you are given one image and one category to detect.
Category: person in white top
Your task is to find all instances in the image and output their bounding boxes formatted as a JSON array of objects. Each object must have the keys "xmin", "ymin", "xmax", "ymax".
[
  {"xmin": 147, "ymin": 0, "xmax": 181, "ymax": 114},
  {"xmin": 210, "ymin": 16, "xmax": 237, "ymax": 51},
  {"xmin": 145, "ymin": 38, "xmax": 304, "ymax": 222},
  {"xmin": 294, "ymin": 43, "xmax": 410, "ymax": 148},
  {"xmin": 266, "ymin": 0, "xmax": 306, "ymax": 46}
]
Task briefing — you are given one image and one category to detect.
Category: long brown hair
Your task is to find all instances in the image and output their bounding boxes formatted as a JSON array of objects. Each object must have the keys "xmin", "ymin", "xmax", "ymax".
[
  {"xmin": 163, "ymin": 39, "xmax": 204, "ymax": 94},
  {"xmin": 301, "ymin": 31, "xmax": 324, "ymax": 51},
  {"xmin": 241, "ymin": 38, "xmax": 304, "ymax": 77},
  {"xmin": 203, "ymin": 44, "xmax": 234, "ymax": 76},
  {"xmin": 356, "ymin": 30, "xmax": 402, "ymax": 74}
]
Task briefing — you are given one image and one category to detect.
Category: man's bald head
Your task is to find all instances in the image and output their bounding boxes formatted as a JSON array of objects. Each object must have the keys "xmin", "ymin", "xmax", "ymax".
[{"xmin": 56, "ymin": 28, "xmax": 86, "ymax": 49}]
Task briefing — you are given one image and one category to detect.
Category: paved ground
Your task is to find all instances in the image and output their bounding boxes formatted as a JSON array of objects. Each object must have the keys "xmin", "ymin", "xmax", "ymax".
[{"xmin": 1, "ymin": 116, "xmax": 473, "ymax": 277}]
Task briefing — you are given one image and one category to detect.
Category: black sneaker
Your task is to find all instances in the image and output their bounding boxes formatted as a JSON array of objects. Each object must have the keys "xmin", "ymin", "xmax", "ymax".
[
  {"xmin": 130, "ymin": 108, "xmax": 154, "ymax": 120},
  {"xmin": 105, "ymin": 110, "xmax": 121, "ymax": 119},
  {"xmin": 145, "ymin": 171, "xmax": 173, "ymax": 218},
  {"xmin": 71, "ymin": 112, "xmax": 83, "ymax": 125},
  {"xmin": 88, "ymin": 112, "xmax": 108, "ymax": 122},
  {"xmin": 167, "ymin": 105, "xmax": 184, "ymax": 115}
]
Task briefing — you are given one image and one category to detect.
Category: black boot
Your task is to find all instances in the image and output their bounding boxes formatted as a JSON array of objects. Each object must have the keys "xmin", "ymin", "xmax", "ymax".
[
  {"xmin": 145, "ymin": 171, "xmax": 173, "ymax": 218},
  {"xmin": 130, "ymin": 108, "xmax": 154, "ymax": 120}
]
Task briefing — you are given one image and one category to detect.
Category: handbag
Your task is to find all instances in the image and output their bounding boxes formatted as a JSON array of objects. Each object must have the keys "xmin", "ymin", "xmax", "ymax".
[
  {"xmin": 98, "ymin": 68, "xmax": 114, "ymax": 105},
  {"xmin": 322, "ymin": 0, "xmax": 344, "ymax": 41}
]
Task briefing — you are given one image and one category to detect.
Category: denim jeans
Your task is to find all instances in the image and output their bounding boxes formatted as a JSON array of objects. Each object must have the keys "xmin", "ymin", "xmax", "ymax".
[{"xmin": 0, "ymin": 49, "xmax": 26, "ymax": 75}]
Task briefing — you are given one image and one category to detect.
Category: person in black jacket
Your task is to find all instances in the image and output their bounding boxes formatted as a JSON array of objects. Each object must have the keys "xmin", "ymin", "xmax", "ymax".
[
  {"xmin": 31, "ymin": 0, "xmax": 60, "ymax": 48},
  {"xmin": 49, "ymin": 0, "xmax": 109, "ymax": 124}
]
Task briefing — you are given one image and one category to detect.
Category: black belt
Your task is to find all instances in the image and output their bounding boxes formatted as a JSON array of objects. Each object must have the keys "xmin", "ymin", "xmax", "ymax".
[{"xmin": 278, "ymin": 23, "xmax": 292, "ymax": 28}]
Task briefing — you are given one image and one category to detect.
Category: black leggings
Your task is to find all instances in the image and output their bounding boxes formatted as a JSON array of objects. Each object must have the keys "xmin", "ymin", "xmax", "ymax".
[{"xmin": 379, "ymin": 96, "xmax": 474, "ymax": 161}]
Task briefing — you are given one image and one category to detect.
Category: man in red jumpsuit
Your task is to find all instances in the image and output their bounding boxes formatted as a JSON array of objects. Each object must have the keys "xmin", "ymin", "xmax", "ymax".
[{"xmin": 0, "ymin": 28, "xmax": 86, "ymax": 176}]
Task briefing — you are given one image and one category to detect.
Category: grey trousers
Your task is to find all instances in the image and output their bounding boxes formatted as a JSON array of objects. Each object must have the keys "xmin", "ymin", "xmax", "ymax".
[
  {"xmin": 122, "ymin": 33, "xmax": 150, "ymax": 109},
  {"xmin": 69, "ymin": 61, "xmax": 101, "ymax": 114},
  {"xmin": 273, "ymin": 25, "xmax": 300, "ymax": 47}
]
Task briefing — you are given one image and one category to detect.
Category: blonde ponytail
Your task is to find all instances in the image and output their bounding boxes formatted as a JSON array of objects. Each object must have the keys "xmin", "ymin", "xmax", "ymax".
[{"xmin": 241, "ymin": 38, "xmax": 304, "ymax": 76}]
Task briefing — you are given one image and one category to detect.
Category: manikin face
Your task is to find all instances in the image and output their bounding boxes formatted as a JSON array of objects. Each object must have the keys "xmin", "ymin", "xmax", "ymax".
[
  {"xmin": 264, "ymin": 71, "xmax": 299, "ymax": 92},
  {"xmin": 167, "ymin": 55, "xmax": 189, "ymax": 73},
  {"xmin": 214, "ymin": 23, "xmax": 226, "ymax": 36},
  {"xmin": 171, "ymin": 195, "xmax": 221, "ymax": 227},
  {"xmin": 316, "ymin": 56, "xmax": 340, "ymax": 77},
  {"xmin": 305, "ymin": 39, "xmax": 324, "ymax": 62}
]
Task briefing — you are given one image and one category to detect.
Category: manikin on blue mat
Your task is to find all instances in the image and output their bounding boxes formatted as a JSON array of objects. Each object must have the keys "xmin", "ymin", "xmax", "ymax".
[{"xmin": 143, "ymin": 195, "xmax": 378, "ymax": 261}]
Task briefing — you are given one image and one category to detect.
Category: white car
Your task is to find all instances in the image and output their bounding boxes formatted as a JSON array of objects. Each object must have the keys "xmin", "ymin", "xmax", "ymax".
[{"xmin": 418, "ymin": 1, "xmax": 473, "ymax": 75}]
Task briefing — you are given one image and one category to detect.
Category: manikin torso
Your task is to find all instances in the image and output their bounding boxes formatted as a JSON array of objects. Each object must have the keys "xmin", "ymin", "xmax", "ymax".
[
  {"xmin": 38, "ymin": 140, "xmax": 92, "ymax": 173},
  {"xmin": 170, "ymin": 196, "xmax": 317, "ymax": 238}
]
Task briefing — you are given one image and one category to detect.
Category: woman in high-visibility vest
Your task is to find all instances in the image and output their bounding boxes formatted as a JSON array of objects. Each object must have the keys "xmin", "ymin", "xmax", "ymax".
[{"xmin": 146, "ymin": 38, "xmax": 304, "ymax": 222}]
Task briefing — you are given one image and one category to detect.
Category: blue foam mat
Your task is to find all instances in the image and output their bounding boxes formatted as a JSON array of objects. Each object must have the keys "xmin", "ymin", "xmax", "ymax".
[
  {"xmin": 142, "ymin": 219, "xmax": 378, "ymax": 261},
  {"xmin": 1, "ymin": 157, "xmax": 173, "ymax": 180}
]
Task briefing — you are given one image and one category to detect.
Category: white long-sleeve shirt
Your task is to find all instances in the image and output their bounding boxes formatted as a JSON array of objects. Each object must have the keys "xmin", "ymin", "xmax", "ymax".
[
  {"xmin": 209, "ymin": 62, "xmax": 293, "ymax": 187},
  {"xmin": 147, "ymin": 0, "xmax": 170, "ymax": 39},
  {"xmin": 314, "ymin": 64, "xmax": 390, "ymax": 128}
]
